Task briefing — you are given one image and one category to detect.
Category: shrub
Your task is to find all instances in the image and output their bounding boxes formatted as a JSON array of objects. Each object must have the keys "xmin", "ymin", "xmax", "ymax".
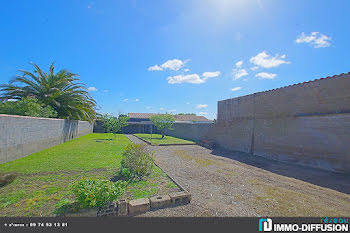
[
  {"xmin": 0, "ymin": 97, "xmax": 57, "ymax": 118},
  {"xmin": 121, "ymin": 144, "xmax": 154, "ymax": 179},
  {"xmin": 72, "ymin": 178, "xmax": 126, "ymax": 208}
]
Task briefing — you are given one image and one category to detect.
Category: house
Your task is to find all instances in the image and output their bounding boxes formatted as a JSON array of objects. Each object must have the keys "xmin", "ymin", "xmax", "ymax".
[
  {"xmin": 122, "ymin": 113, "xmax": 212, "ymax": 134},
  {"xmin": 128, "ymin": 113, "xmax": 211, "ymax": 123},
  {"xmin": 94, "ymin": 112, "xmax": 212, "ymax": 134}
]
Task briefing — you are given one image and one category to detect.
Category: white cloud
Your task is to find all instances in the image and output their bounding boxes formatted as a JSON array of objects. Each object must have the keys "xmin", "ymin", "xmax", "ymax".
[
  {"xmin": 231, "ymin": 87, "xmax": 242, "ymax": 91},
  {"xmin": 87, "ymin": 86, "xmax": 97, "ymax": 91},
  {"xmin": 168, "ymin": 109, "xmax": 176, "ymax": 113},
  {"xmin": 250, "ymin": 66, "xmax": 259, "ymax": 71},
  {"xmin": 184, "ymin": 68, "xmax": 190, "ymax": 72},
  {"xmin": 103, "ymin": 90, "xmax": 109, "ymax": 93},
  {"xmin": 196, "ymin": 104, "xmax": 208, "ymax": 109},
  {"xmin": 148, "ymin": 65, "xmax": 162, "ymax": 71},
  {"xmin": 148, "ymin": 59, "xmax": 186, "ymax": 71},
  {"xmin": 186, "ymin": 102, "xmax": 190, "ymax": 105},
  {"xmin": 159, "ymin": 107, "xmax": 165, "ymax": 110},
  {"xmin": 235, "ymin": 60, "xmax": 243, "ymax": 68},
  {"xmin": 167, "ymin": 74, "xmax": 206, "ymax": 84},
  {"xmin": 202, "ymin": 71, "xmax": 221, "ymax": 79},
  {"xmin": 197, "ymin": 112, "xmax": 208, "ymax": 116},
  {"xmin": 146, "ymin": 106, "xmax": 152, "ymax": 110},
  {"xmin": 250, "ymin": 51, "xmax": 290, "ymax": 68},
  {"xmin": 296, "ymin": 32, "xmax": 331, "ymax": 48},
  {"xmin": 255, "ymin": 72, "xmax": 277, "ymax": 79},
  {"xmin": 233, "ymin": 69, "xmax": 248, "ymax": 80},
  {"xmin": 123, "ymin": 98, "xmax": 140, "ymax": 102}
]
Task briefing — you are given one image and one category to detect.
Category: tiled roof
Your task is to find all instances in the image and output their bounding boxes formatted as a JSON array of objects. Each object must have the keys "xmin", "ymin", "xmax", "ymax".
[
  {"xmin": 128, "ymin": 113, "xmax": 158, "ymax": 119},
  {"xmin": 128, "ymin": 113, "xmax": 211, "ymax": 122},
  {"xmin": 174, "ymin": 115, "xmax": 211, "ymax": 122}
]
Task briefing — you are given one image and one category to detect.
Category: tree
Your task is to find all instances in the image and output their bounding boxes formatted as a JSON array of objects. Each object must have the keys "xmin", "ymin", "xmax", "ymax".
[
  {"xmin": 0, "ymin": 62, "xmax": 96, "ymax": 122},
  {"xmin": 0, "ymin": 97, "xmax": 58, "ymax": 118},
  {"xmin": 100, "ymin": 114, "xmax": 129, "ymax": 139},
  {"xmin": 149, "ymin": 114, "xmax": 175, "ymax": 139}
]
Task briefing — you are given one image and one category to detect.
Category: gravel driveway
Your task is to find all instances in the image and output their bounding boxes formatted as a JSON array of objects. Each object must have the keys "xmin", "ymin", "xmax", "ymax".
[{"xmin": 125, "ymin": 135, "xmax": 350, "ymax": 217}]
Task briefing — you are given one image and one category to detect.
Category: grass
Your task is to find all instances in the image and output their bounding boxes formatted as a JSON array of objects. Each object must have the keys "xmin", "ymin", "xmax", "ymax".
[
  {"xmin": 0, "ymin": 133, "xmax": 179, "ymax": 217},
  {"xmin": 135, "ymin": 133, "xmax": 195, "ymax": 145}
]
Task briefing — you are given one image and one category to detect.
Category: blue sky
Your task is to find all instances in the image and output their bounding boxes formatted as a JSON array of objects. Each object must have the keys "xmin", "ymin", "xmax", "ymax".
[{"xmin": 1, "ymin": 0, "xmax": 349, "ymax": 119}]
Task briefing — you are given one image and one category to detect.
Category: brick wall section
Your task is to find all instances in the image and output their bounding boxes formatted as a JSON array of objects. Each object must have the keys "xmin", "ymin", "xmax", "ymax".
[
  {"xmin": 215, "ymin": 73, "xmax": 350, "ymax": 173},
  {"xmin": 0, "ymin": 114, "xmax": 93, "ymax": 164}
]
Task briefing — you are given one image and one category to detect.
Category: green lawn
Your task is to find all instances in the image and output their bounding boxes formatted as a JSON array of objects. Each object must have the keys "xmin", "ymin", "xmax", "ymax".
[
  {"xmin": 135, "ymin": 134, "xmax": 195, "ymax": 145},
  {"xmin": 0, "ymin": 133, "xmax": 179, "ymax": 216}
]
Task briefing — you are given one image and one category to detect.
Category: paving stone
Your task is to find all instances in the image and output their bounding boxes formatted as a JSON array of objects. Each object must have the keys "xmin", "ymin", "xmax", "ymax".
[
  {"xmin": 150, "ymin": 195, "xmax": 171, "ymax": 209},
  {"xmin": 128, "ymin": 198, "xmax": 150, "ymax": 216},
  {"xmin": 169, "ymin": 191, "xmax": 191, "ymax": 205},
  {"xmin": 117, "ymin": 199, "xmax": 128, "ymax": 216}
]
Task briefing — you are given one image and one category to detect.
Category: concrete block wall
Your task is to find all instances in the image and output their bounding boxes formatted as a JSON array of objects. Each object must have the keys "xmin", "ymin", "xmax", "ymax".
[
  {"xmin": 215, "ymin": 73, "xmax": 350, "ymax": 173},
  {"xmin": 0, "ymin": 114, "xmax": 93, "ymax": 164},
  {"xmin": 253, "ymin": 115, "xmax": 350, "ymax": 173},
  {"xmin": 164, "ymin": 122, "xmax": 215, "ymax": 142}
]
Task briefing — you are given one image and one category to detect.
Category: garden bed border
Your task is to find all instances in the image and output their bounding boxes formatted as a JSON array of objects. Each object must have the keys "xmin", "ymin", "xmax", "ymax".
[
  {"xmin": 96, "ymin": 135, "xmax": 192, "ymax": 217},
  {"xmin": 132, "ymin": 134, "xmax": 196, "ymax": 146}
]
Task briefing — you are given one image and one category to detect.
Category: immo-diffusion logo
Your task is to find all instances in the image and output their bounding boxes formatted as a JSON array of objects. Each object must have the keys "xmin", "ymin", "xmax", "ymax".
[
  {"xmin": 258, "ymin": 218, "xmax": 349, "ymax": 232},
  {"xmin": 259, "ymin": 218, "xmax": 273, "ymax": 232}
]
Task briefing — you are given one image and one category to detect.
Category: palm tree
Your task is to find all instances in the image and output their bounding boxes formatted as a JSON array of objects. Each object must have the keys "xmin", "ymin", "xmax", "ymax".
[{"xmin": 0, "ymin": 63, "xmax": 96, "ymax": 122}]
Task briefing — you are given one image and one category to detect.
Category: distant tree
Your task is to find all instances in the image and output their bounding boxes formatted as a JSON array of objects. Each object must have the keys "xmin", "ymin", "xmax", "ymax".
[
  {"xmin": 100, "ymin": 114, "xmax": 129, "ymax": 139},
  {"xmin": 0, "ymin": 62, "xmax": 96, "ymax": 122},
  {"xmin": 150, "ymin": 114, "xmax": 175, "ymax": 139},
  {"xmin": 0, "ymin": 97, "xmax": 58, "ymax": 118}
]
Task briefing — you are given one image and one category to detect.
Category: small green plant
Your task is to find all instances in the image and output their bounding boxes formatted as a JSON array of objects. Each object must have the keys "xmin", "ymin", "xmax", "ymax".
[
  {"xmin": 120, "ymin": 144, "xmax": 154, "ymax": 179},
  {"xmin": 120, "ymin": 167, "xmax": 132, "ymax": 180},
  {"xmin": 149, "ymin": 114, "xmax": 175, "ymax": 139},
  {"xmin": 100, "ymin": 114, "xmax": 129, "ymax": 139},
  {"xmin": 72, "ymin": 178, "xmax": 126, "ymax": 208}
]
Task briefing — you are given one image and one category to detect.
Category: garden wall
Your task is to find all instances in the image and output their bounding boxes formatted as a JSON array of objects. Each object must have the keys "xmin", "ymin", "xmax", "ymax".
[
  {"xmin": 0, "ymin": 114, "xmax": 93, "ymax": 164},
  {"xmin": 164, "ymin": 122, "xmax": 215, "ymax": 142},
  {"xmin": 215, "ymin": 72, "xmax": 350, "ymax": 173},
  {"xmin": 93, "ymin": 121, "xmax": 161, "ymax": 134}
]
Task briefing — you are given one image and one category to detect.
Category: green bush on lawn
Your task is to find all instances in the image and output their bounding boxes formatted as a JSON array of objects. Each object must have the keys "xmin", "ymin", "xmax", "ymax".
[
  {"xmin": 120, "ymin": 143, "xmax": 154, "ymax": 180},
  {"xmin": 73, "ymin": 178, "xmax": 126, "ymax": 208}
]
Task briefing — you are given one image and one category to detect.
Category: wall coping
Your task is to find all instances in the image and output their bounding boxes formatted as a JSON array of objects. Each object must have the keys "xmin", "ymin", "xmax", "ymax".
[
  {"xmin": 0, "ymin": 114, "xmax": 91, "ymax": 123},
  {"xmin": 218, "ymin": 71, "xmax": 350, "ymax": 103}
]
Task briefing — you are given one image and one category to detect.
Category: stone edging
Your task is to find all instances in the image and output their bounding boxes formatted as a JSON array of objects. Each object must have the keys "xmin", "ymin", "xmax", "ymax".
[
  {"xmin": 132, "ymin": 134, "xmax": 196, "ymax": 146},
  {"xmin": 97, "ymin": 191, "xmax": 191, "ymax": 217}
]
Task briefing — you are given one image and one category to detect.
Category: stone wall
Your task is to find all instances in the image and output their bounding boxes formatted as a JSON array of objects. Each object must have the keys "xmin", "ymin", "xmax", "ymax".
[
  {"xmin": 215, "ymin": 73, "xmax": 350, "ymax": 173},
  {"xmin": 0, "ymin": 114, "xmax": 93, "ymax": 164}
]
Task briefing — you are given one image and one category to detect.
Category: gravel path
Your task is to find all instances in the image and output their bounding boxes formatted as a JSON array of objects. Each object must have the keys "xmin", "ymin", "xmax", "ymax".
[{"xmin": 125, "ymin": 134, "xmax": 350, "ymax": 217}]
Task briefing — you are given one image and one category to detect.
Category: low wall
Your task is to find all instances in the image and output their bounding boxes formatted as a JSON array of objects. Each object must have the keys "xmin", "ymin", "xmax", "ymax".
[
  {"xmin": 93, "ymin": 121, "xmax": 161, "ymax": 134},
  {"xmin": 0, "ymin": 114, "xmax": 93, "ymax": 164},
  {"xmin": 165, "ymin": 122, "xmax": 215, "ymax": 142}
]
